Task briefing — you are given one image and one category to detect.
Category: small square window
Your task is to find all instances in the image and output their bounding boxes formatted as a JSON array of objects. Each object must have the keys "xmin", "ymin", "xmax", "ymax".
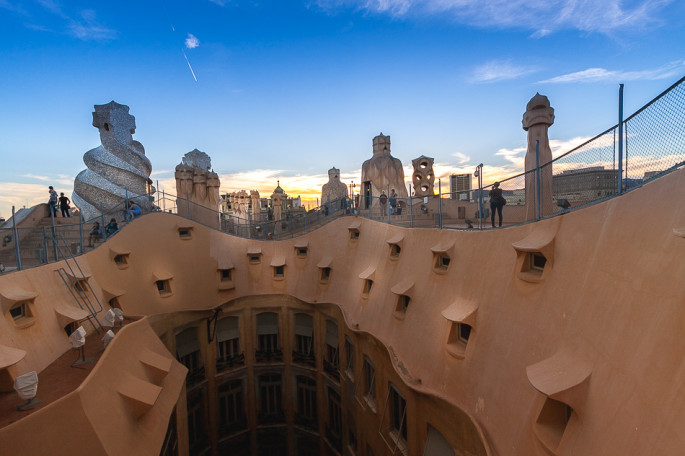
[
  {"xmin": 396, "ymin": 295, "xmax": 410, "ymax": 312},
  {"xmin": 535, "ymin": 397, "xmax": 574, "ymax": 450},
  {"xmin": 362, "ymin": 279, "xmax": 373, "ymax": 296},
  {"xmin": 249, "ymin": 255, "xmax": 261, "ymax": 264},
  {"xmin": 389, "ymin": 244, "xmax": 401, "ymax": 258},
  {"xmin": 530, "ymin": 253, "xmax": 547, "ymax": 271},
  {"xmin": 9, "ymin": 303, "xmax": 26, "ymax": 320},
  {"xmin": 220, "ymin": 269, "xmax": 232, "ymax": 281},
  {"xmin": 178, "ymin": 228, "xmax": 193, "ymax": 239},
  {"xmin": 433, "ymin": 252, "xmax": 451, "ymax": 274},
  {"xmin": 446, "ymin": 321, "xmax": 472, "ymax": 359},
  {"xmin": 74, "ymin": 278, "xmax": 89, "ymax": 293},
  {"xmin": 349, "ymin": 229, "xmax": 360, "ymax": 240},
  {"xmin": 114, "ymin": 253, "xmax": 129, "ymax": 266},
  {"xmin": 8, "ymin": 300, "xmax": 35, "ymax": 328},
  {"xmin": 274, "ymin": 265, "xmax": 285, "ymax": 278},
  {"xmin": 156, "ymin": 279, "xmax": 171, "ymax": 296},
  {"xmin": 458, "ymin": 323, "xmax": 471, "ymax": 343},
  {"xmin": 296, "ymin": 247, "xmax": 308, "ymax": 258},
  {"xmin": 320, "ymin": 267, "xmax": 331, "ymax": 282}
]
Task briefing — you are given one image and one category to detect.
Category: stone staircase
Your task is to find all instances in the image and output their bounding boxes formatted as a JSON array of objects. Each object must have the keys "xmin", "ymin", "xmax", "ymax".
[{"xmin": 0, "ymin": 215, "xmax": 103, "ymax": 270}]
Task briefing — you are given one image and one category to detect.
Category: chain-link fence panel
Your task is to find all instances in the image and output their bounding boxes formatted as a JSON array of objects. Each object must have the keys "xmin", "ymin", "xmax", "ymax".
[{"xmin": 624, "ymin": 76, "xmax": 685, "ymax": 186}]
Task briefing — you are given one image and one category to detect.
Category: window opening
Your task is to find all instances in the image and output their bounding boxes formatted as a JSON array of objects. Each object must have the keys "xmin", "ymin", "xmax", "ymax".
[
  {"xmin": 345, "ymin": 337, "xmax": 355, "ymax": 379},
  {"xmin": 256, "ymin": 312, "xmax": 281, "ymax": 362},
  {"xmin": 390, "ymin": 383, "xmax": 408, "ymax": 443},
  {"xmin": 530, "ymin": 252, "xmax": 547, "ymax": 271},
  {"xmin": 324, "ymin": 320, "xmax": 340, "ymax": 380},
  {"xmin": 220, "ymin": 269, "xmax": 232, "ymax": 281},
  {"xmin": 114, "ymin": 253, "xmax": 129, "ymax": 266},
  {"xmin": 273, "ymin": 265, "xmax": 285, "ymax": 278},
  {"xmin": 362, "ymin": 279, "xmax": 373, "ymax": 296},
  {"xmin": 327, "ymin": 387, "xmax": 343, "ymax": 451},
  {"xmin": 293, "ymin": 313, "xmax": 314, "ymax": 366},
  {"xmin": 435, "ymin": 253, "xmax": 450, "ymax": 271},
  {"xmin": 9, "ymin": 303, "xmax": 26, "ymax": 320},
  {"xmin": 363, "ymin": 357, "xmax": 376, "ymax": 408},
  {"xmin": 216, "ymin": 317, "xmax": 243, "ymax": 370},
  {"xmin": 218, "ymin": 380, "xmax": 245, "ymax": 434},
  {"xmin": 258, "ymin": 373, "xmax": 283, "ymax": 424},
  {"xmin": 320, "ymin": 267, "xmax": 331, "ymax": 282},
  {"xmin": 156, "ymin": 279, "xmax": 171, "ymax": 296},
  {"xmin": 396, "ymin": 295, "xmax": 410, "ymax": 313},
  {"xmin": 296, "ymin": 375, "xmax": 318, "ymax": 430},
  {"xmin": 176, "ymin": 327, "xmax": 203, "ymax": 385}
]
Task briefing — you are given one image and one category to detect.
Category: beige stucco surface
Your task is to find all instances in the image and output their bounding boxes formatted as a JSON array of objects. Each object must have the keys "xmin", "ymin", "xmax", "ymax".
[{"xmin": 0, "ymin": 167, "xmax": 684, "ymax": 455}]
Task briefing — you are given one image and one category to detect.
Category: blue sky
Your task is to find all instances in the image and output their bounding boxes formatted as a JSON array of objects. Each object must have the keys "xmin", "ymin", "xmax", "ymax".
[{"xmin": 1, "ymin": 0, "xmax": 684, "ymax": 217}]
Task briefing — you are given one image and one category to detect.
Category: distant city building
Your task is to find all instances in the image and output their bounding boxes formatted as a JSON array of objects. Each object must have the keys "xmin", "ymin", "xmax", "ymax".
[
  {"xmin": 553, "ymin": 167, "xmax": 618, "ymax": 202},
  {"xmin": 449, "ymin": 174, "xmax": 472, "ymax": 200}
]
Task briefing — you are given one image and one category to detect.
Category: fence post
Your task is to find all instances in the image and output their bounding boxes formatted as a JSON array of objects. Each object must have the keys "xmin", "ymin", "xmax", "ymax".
[
  {"xmin": 409, "ymin": 184, "xmax": 414, "ymax": 228},
  {"xmin": 100, "ymin": 202, "xmax": 106, "ymax": 240},
  {"xmin": 475, "ymin": 164, "xmax": 483, "ymax": 230},
  {"xmin": 79, "ymin": 216, "xmax": 83, "ymax": 254},
  {"xmin": 12, "ymin": 206, "xmax": 22, "ymax": 270},
  {"xmin": 186, "ymin": 191, "xmax": 191, "ymax": 219},
  {"xmin": 535, "ymin": 140, "xmax": 541, "ymax": 221},
  {"xmin": 617, "ymin": 83, "xmax": 624, "ymax": 194},
  {"xmin": 50, "ymin": 204, "xmax": 57, "ymax": 260},
  {"xmin": 387, "ymin": 185, "xmax": 391, "ymax": 224},
  {"xmin": 41, "ymin": 226, "xmax": 48, "ymax": 264},
  {"xmin": 438, "ymin": 179, "xmax": 443, "ymax": 229}
]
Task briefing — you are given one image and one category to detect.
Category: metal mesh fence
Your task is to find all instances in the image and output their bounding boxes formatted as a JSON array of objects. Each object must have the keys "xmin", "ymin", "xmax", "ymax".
[{"xmin": 624, "ymin": 77, "xmax": 685, "ymax": 185}]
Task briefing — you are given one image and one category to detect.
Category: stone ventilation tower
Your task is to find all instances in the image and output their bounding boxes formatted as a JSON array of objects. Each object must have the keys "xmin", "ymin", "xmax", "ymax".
[
  {"xmin": 321, "ymin": 167, "xmax": 348, "ymax": 205},
  {"xmin": 174, "ymin": 149, "xmax": 221, "ymax": 227},
  {"xmin": 73, "ymin": 101, "xmax": 153, "ymax": 221},
  {"xmin": 271, "ymin": 181, "xmax": 285, "ymax": 222},
  {"xmin": 360, "ymin": 133, "xmax": 408, "ymax": 210},
  {"xmin": 522, "ymin": 93, "xmax": 555, "ymax": 220},
  {"xmin": 411, "ymin": 155, "xmax": 435, "ymax": 197}
]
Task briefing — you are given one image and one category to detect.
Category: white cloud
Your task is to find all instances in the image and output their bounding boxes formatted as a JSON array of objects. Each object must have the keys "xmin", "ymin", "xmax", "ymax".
[
  {"xmin": 185, "ymin": 33, "xmax": 200, "ymax": 49},
  {"xmin": 208, "ymin": 0, "xmax": 228, "ymax": 6},
  {"xmin": 540, "ymin": 60, "xmax": 685, "ymax": 83},
  {"xmin": 313, "ymin": 0, "xmax": 672, "ymax": 35},
  {"xmin": 452, "ymin": 152, "xmax": 470, "ymax": 164},
  {"xmin": 470, "ymin": 60, "xmax": 539, "ymax": 83}
]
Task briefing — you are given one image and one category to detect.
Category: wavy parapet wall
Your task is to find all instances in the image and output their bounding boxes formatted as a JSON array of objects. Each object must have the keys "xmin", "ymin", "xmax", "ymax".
[{"xmin": 73, "ymin": 101, "xmax": 153, "ymax": 221}]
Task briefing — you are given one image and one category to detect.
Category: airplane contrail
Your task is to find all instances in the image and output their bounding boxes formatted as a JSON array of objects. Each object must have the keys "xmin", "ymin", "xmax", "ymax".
[{"xmin": 182, "ymin": 50, "xmax": 198, "ymax": 82}]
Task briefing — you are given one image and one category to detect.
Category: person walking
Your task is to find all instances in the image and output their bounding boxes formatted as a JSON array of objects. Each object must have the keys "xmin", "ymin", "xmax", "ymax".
[
  {"xmin": 58, "ymin": 192, "xmax": 71, "ymax": 217},
  {"xmin": 489, "ymin": 182, "xmax": 506, "ymax": 228},
  {"xmin": 48, "ymin": 186, "xmax": 58, "ymax": 217}
]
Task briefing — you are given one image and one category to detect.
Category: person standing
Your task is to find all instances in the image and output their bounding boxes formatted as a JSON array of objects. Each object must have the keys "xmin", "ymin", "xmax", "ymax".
[
  {"xmin": 48, "ymin": 186, "xmax": 58, "ymax": 217},
  {"xmin": 58, "ymin": 192, "xmax": 71, "ymax": 217},
  {"xmin": 489, "ymin": 182, "xmax": 506, "ymax": 228},
  {"xmin": 389, "ymin": 189, "xmax": 398, "ymax": 215}
]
